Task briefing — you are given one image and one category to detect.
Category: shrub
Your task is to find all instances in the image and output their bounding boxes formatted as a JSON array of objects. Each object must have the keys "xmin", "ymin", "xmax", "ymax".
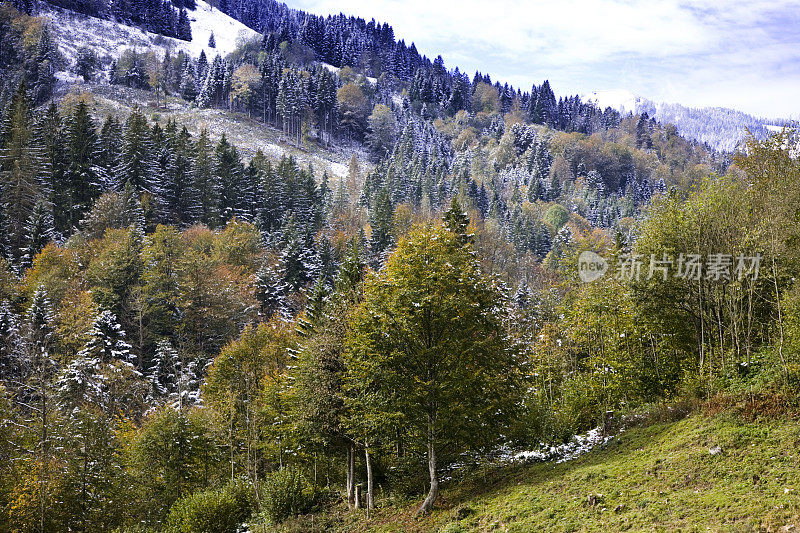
[
  {"xmin": 165, "ymin": 478, "xmax": 253, "ymax": 533},
  {"xmin": 258, "ymin": 467, "xmax": 312, "ymax": 524},
  {"xmin": 544, "ymin": 204, "xmax": 569, "ymax": 230}
]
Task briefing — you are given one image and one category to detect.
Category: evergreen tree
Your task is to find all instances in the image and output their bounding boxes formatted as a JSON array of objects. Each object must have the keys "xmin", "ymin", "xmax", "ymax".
[
  {"xmin": 0, "ymin": 300, "xmax": 21, "ymax": 381},
  {"xmin": 56, "ymin": 351, "xmax": 106, "ymax": 413},
  {"xmin": 145, "ymin": 338, "xmax": 201, "ymax": 409},
  {"xmin": 443, "ymin": 197, "xmax": 471, "ymax": 245},
  {"xmin": 145, "ymin": 338, "xmax": 179, "ymax": 403},
  {"xmin": 116, "ymin": 110, "xmax": 158, "ymax": 194},
  {"xmin": 278, "ymin": 216, "xmax": 314, "ymax": 292},
  {"xmin": 39, "ymin": 103, "xmax": 67, "ymax": 231},
  {"xmin": 176, "ymin": 8, "xmax": 192, "ymax": 41},
  {"xmin": 316, "ymin": 234, "xmax": 337, "ymax": 286},
  {"xmin": 74, "ymin": 47, "xmax": 99, "ymax": 82},
  {"xmin": 97, "ymin": 115, "xmax": 122, "ymax": 190},
  {"xmin": 513, "ymin": 281, "xmax": 531, "ymax": 310},
  {"xmin": 253, "ymin": 152, "xmax": 284, "ymax": 234},
  {"xmin": 636, "ymin": 112, "xmax": 653, "ymax": 150},
  {"xmin": 196, "ymin": 50, "xmax": 208, "ymax": 82},
  {"xmin": 192, "ymin": 129, "xmax": 219, "ymax": 227},
  {"xmin": 30, "ymin": 26, "xmax": 57, "ymax": 105},
  {"xmin": 21, "ymin": 199, "xmax": 54, "ymax": 267},
  {"xmin": 21, "ymin": 285, "xmax": 58, "ymax": 491},
  {"xmin": 179, "ymin": 63, "xmax": 197, "ymax": 101},
  {"xmin": 369, "ymin": 187, "xmax": 394, "ymax": 262},
  {"xmin": 62, "ymin": 101, "xmax": 101, "ymax": 232},
  {"xmin": 0, "ymin": 81, "xmax": 50, "ymax": 263},
  {"xmin": 79, "ymin": 310, "xmax": 135, "ymax": 366},
  {"xmin": 213, "ymin": 134, "xmax": 245, "ymax": 221}
]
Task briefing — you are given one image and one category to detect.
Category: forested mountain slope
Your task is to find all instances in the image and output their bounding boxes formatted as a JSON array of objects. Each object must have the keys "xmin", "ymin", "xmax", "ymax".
[
  {"xmin": 1, "ymin": 1, "xmax": 799, "ymax": 531},
  {"xmin": 582, "ymin": 89, "xmax": 792, "ymax": 151}
]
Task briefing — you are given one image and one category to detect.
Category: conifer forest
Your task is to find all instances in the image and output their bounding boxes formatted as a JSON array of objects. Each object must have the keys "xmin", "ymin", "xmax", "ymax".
[{"xmin": 0, "ymin": 0, "xmax": 799, "ymax": 530}]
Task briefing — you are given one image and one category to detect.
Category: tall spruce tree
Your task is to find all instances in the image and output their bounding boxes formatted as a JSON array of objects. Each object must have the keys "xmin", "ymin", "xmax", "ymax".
[
  {"xmin": 116, "ymin": 110, "xmax": 158, "ymax": 194},
  {"xmin": 368, "ymin": 187, "xmax": 394, "ymax": 263},
  {"xmin": 192, "ymin": 129, "xmax": 220, "ymax": 227},
  {"xmin": 21, "ymin": 199, "xmax": 54, "ymax": 267},
  {"xmin": 0, "ymin": 81, "xmax": 50, "ymax": 263},
  {"xmin": 214, "ymin": 134, "xmax": 244, "ymax": 221},
  {"xmin": 62, "ymin": 101, "xmax": 101, "ymax": 232}
]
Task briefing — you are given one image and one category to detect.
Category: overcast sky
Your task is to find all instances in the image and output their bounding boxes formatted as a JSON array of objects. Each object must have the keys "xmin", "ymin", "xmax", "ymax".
[{"xmin": 287, "ymin": 0, "xmax": 800, "ymax": 119}]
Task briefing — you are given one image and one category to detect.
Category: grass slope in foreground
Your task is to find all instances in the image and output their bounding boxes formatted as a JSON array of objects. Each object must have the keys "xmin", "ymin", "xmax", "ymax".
[{"xmin": 302, "ymin": 411, "xmax": 800, "ymax": 532}]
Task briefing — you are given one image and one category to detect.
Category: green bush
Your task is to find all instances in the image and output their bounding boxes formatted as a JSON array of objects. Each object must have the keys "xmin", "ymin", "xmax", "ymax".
[
  {"xmin": 258, "ymin": 467, "xmax": 312, "ymax": 524},
  {"xmin": 165, "ymin": 478, "xmax": 254, "ymax": 533},
  {"xmin": 544, "ymin": 204, "xmax": 569, "ymax": 230}
]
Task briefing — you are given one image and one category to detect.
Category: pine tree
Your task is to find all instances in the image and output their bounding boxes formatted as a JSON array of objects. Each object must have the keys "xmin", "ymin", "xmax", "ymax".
[
  {"xmin": 21, "ymin": 285, "xmax": 58, "ymax": 513},
  {"xmin": 0, "ymin": 300, "xmax": 21, "ymax": 380},
  {"xmin": 636, "ymin": 112, "xmax": 653, "ymax": 150},
  {"xmin": 172, "ymin": 126, "xmax": 201, "ymax": 225},
  {"xmin": 278, "ymin": 216, "xmax": 313, "ymax": 292},
  {"xmin": 116, "ymin": 110, "xmax": 158, "ymax": 194},
  {"xmin": 534, "ymin": 222, "xmax": 552, "ymax": 258},
  {"xmin": 208, "ymin": 32, "xmax": 216, "ymax": 48},
  {"xmin": 192, "ymin": 129, "xmax": 219, "ymax": 227},
  {"xmin": 56, "ymin": 352, "xmax": 106, "ymax": 413},
  {"xmin": 179, "ymin": 63, "xmax": 197, "ymax": 101},
  {"xmin": 30, "ymin": 26, "xmax": 57, "ymax": 105},
  {"xmin": 97, "ymin": 115, "xmax": 122, "ymax": 190},
  {"xmin": 0, "ymin": 81, "xmax": 50, "ymax": 263},
  {"xmin": 79, "ymin": 310, "xmax": 135, "ymax": 366},
  {"xmin": 316, "ymin": 234, "xmax": 337, "ymax": 286},
  {"xmin": 176, "ymin": 8, "xmax": 192, "ymax": 41},
  {"xmin": 196, "ymin": 50, "xmax": 208, "ymax": 82},
  {"xmin": 443, "ymin": 197, "xmax": 471, "ymax": 245},
  {"xmin": 256, "ymin": 262, "xmax": 290, "ymax": 320},
  {"xmin": 145, "ymin": 338, "xmax": 179, "ymax": 403},
  {"xmin": 369, "ymin": 187, "xmax": 394, "ymax": 263},
  {"xmin": 214, "ymin": 134, "xmax": 244, "ymax": 221},
  {"xmin": 335, "ymin": 237, "xmax": 366, "ymax": 299},
  {"xmin": 39, "ymin": 103, "xmax": 67, "ymax": 232},
  {"xmin": 21, "ymin": 199, "xmax": 54, "ymax": 267},
  {"xmin": 252, "ymin": 152, "xmax": 284, "ymax": 234},
  {"xmin": 62, "ymin": 101, "xmax": 101, "ymax": 232},
  {"xmin": 513, "ymin": 281, "xmax": 530, "ymax": 310}
]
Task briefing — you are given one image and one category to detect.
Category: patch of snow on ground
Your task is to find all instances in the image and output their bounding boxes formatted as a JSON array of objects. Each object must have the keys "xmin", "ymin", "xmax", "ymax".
[
  {"xmin": 328, "ymin": 162, "xmax": 348, "ymax": 178},
  {"xmin": 183, "ymin": 1, "xmax": 259, "ymax": 58},
  {"xmin": 322, "ymin": 62, "xmax": 377, "ymax": 85},
  {"xmin": 42, "ymin": 0, "xmax": 258, "ymax": 69},
  {"xmin": 510, "ymin": 426, "xmax": 617, "ymax": 464}
]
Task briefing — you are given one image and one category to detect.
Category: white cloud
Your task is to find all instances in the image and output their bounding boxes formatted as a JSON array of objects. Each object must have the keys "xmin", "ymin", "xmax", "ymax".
[{"xmin": 290, "ymin": 0, "xmax": 800, "ymax": 118}]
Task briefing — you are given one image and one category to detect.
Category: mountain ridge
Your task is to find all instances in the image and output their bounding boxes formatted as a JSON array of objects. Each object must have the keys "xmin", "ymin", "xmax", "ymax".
[{"xmin": 581, "ymin": 89, "xmax": 790, "ymax": 151}]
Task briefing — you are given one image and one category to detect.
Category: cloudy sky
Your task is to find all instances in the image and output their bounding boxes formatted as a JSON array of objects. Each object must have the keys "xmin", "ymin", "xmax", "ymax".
[{"xmin": 288, "ymin": 0, "xmax": 800, "ymax": 119}]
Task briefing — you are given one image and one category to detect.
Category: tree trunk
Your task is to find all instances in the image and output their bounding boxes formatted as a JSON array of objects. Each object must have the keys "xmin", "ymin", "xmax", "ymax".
[
  {"xmin": 415, "ymin": 425, "xmax": 438, "ymax": 516},
  {"xmin": 365, "ymin": 444, "xmax": 374, "ymax": 510},
  {"xmin": 346, "ymin": 444, "xmax": 355, "ymax": 508}
]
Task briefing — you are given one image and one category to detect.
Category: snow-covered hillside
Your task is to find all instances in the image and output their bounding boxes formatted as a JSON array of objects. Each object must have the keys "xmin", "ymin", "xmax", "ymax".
[
  {"xmin": 42, "ymin": 0, "xmax": 258, "ymax": 66},
  {"xmin": 580, "ymin": 90, "xmax": 642, "ymax": 115},
  {"xmin": 181, "ymin": 1, "xmax": 259, "ymax": 57},
  {"xmin": 582, "ymin": 89, "xmax": 788, "ymax": 151}
]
